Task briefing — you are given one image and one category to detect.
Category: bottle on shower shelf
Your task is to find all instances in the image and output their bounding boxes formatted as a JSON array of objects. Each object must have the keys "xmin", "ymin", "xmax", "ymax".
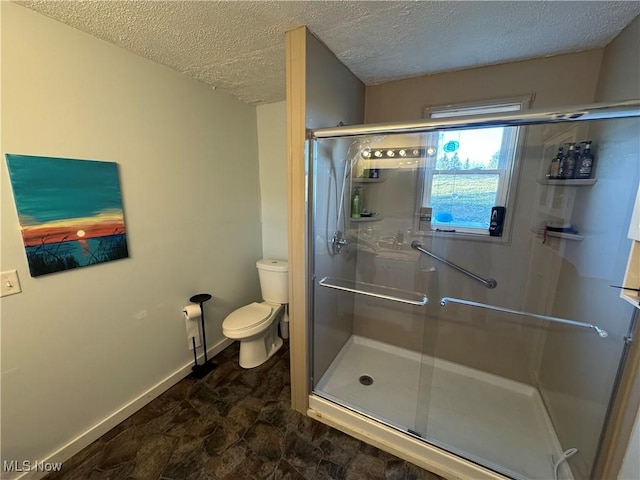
[
  {"xmin": 575, "ymin": 141, "xmax": 595, "ymax": 179},
  {"xmin": 548, "ymin": 146, "xmax": 563, "ymax": 179},
  {"xmin": 559, "ymin": 143, "xmax": 577, "ymax": 179},
  {"xmin": 351, "ymin": 186, "xmax": 362, "ymax": 219}
]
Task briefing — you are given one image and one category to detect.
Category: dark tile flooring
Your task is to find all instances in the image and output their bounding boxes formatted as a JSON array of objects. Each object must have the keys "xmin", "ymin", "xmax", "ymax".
[{"xmin": 45, "ymin": 342, "xmax": 442, "ymax": 480}]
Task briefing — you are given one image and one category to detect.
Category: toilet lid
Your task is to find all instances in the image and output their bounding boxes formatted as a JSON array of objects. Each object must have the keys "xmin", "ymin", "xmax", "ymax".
[{"xmin": 224, "ymin": 302, "xmax": 273, "ymax": 331}]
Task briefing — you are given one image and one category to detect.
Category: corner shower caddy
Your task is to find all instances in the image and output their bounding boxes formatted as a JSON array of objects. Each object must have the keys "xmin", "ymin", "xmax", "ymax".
[
  {"xmin": 532, "ymin": 129, "xmax": 599, "ymax": 241},
  {"xmin": 350, "ymin": 176, "xmax": 385, "ymax": 222}
]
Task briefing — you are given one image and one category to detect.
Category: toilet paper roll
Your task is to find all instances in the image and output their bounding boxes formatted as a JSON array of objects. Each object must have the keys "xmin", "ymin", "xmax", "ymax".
[
  {"xmin": 183, "ymin": 303, "xmax": 201, "ymax": 320},
  {"xmin": 183, "ymin": 304, "xmax": 202, "ymax": 350}
]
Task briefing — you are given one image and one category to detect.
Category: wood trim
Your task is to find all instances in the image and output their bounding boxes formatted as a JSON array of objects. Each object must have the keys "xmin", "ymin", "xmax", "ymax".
[{"xmin": 285, "ymin": 26, "xmax": 309, "ymax": 413}]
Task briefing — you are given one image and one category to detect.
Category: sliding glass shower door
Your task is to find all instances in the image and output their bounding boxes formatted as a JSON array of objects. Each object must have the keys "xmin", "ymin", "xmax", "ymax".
[
  {"xmin": 311, "ymin": 133, "xmax": 436, "ymax": 433},
  {"xmin": 310, "ymin": 107, "xmax": 639, "ymax": 480}
]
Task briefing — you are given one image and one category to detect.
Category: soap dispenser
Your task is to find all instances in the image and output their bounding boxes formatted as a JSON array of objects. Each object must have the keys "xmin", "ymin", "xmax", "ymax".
[{"xmin": 351, "ymin": 186, "xmax": 362, "ymax": 219}]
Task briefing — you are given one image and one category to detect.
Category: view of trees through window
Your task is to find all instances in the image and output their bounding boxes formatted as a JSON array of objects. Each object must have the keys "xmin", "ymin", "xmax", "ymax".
[
  {"xmin": 431, "ymin": 173, "xmax": 500, "ymax": 228},
  {"xmin": 435, "ymin": 150, "xmax": 500, "ymax": 170},
  {"xmin": 429, "ymin": 127, "xmax": 505, "ymax": 229}
]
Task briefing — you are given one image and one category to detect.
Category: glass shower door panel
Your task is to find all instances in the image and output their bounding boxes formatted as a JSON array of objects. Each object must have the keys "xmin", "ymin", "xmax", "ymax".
[
  {"xmin": 310, "ymin": 133, "xmax": 436, "ymax": 436},
  {"xmin": 311, "ymin": 136, "xmax": 359, "ymax": 392},
  {"xmin": 414, "ymin": 118, "xmax": 638, "ymax": 480},
  {"xmin": 416, "ymin": 298, "xmax": 581, "ymax": 480}
]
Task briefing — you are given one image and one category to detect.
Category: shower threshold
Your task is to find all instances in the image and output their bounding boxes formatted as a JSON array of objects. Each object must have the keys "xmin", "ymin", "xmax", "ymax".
[{"xmin": 314, "ymin": 335, "xmax": 573, "ymax": 480}]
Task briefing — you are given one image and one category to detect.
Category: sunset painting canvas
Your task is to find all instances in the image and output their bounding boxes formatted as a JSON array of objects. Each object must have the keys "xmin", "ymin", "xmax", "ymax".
[{"xmin": 5, "ymin": 154, "xmax": 129, "ymax": 277}]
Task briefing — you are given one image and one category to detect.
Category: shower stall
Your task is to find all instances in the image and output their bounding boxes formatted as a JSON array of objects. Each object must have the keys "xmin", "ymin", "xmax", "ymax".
[{"xmin": 305, "ymin": 101, "xmax": 640, "ymax": 480}]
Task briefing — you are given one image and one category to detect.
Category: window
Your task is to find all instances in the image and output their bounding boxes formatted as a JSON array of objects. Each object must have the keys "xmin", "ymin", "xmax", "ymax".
[{"xmin": 420, "ymin": 97, "xmax": 530, "ymax": 236}]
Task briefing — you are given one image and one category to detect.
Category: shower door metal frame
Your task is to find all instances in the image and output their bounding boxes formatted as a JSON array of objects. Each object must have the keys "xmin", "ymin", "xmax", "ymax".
[
  {"xmin": 311, "ymin": 100, "xmax": 640, "ymax": 139},
  {"xmin": 306, "ymin": 136, "xmax": 317, "ymax": 394}
]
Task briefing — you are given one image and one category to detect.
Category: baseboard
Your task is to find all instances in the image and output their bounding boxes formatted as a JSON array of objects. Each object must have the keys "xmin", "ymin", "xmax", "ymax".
[{"xmin": 13, "ymin": 338, "xmax": 235, "ymax": 480}]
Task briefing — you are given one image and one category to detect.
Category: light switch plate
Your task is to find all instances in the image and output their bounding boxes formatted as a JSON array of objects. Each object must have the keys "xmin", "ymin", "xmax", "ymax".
[{"xmin": 1, "ymin": 270, "xmax": 22, "ymax": 297}]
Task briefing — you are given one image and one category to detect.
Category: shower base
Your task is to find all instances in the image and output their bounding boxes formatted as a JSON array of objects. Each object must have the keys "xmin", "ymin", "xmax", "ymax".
[{"xmin": 314, "ymin": 335, "xmax": 572, "ymax": 480}]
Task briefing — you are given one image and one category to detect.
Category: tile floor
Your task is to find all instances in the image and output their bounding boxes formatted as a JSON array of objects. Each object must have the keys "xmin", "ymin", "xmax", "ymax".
[{"xmin": 45, "ymin": 341, "xmax": 442, "ymax": 480}]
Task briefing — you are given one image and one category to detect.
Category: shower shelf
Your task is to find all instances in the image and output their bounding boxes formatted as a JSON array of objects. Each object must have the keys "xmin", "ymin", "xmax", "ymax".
[
  {"xmin": 353, "ymin": 178, "xmax": 386, "ymax": 183},
  {"xmin": 531, "ymin": 228, "xmax": 585, "ymax": 241},
  {"xmin": 536, "ymin": 178, "xmax": 597, "ymax": 186},
  {"xmin": 545, "ymin": 231, "xmax": 584, "ymax": 241},
  {"xmin": 350, "ymin": 216, "xmax": 384, "ymax": 223},
  {"xmin": 319, "ymin": 276, "xmax": 428, "ymax": 306}
]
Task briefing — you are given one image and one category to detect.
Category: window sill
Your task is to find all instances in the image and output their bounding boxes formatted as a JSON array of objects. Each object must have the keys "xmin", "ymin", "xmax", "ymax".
[{"xmin": 411, "ymin": 228, "xmax": 510, "ymax": 245}]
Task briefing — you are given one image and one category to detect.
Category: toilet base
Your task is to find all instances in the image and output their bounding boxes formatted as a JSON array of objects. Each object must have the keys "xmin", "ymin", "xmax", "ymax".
[
  {"xmin": 223, "ymin": 303, "xmax": 285, "ymax": 369},
  {"xmin": 239, "ymin": 334, "xmax": 283, "ymax": 369}
]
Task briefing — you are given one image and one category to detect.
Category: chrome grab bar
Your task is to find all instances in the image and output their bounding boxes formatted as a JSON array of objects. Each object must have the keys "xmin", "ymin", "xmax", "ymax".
[
  {"xmin": 440, "ymin": 297, "xmax": 608, "ymax": 338},
  {"xmin": 411, "ymin": 241, "xmax": 498, "ymax": 289},
  {"xmin": 319, "ymin": 276, "xmax": 428, "ymax": 306}
]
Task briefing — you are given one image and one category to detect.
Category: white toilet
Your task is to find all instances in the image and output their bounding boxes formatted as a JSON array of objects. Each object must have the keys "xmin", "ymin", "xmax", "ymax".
[{"xmin": 222, "ymin": 259, "xmax": 288, "ymax": 368}]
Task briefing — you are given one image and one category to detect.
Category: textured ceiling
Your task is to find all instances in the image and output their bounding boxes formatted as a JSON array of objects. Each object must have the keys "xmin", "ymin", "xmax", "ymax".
[{"xmin": 17, "ymin": 1, "xmax": 640, "ymax": 105}]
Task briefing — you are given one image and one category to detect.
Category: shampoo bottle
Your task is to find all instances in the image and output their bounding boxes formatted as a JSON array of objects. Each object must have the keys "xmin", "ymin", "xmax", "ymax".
[
  {"xmin": 351, "ymin": 186, "xmax": 362, "ymax": 219},
  {"xmin": 576, "ymin": 141, "xmax": 595, "ymax": 179},
  {"xmin": 549, "ymin": 146, "xmax": 563, "ymax": 179},
  {"xmin": 560, "ymin": 143, "xmax": 577, "ymax": 179}
]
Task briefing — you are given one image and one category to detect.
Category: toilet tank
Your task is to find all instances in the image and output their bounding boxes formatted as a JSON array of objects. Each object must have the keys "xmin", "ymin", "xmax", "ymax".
[{"xmin": 256, "ymin": 259, "xmax": 288, "ymax": 304}]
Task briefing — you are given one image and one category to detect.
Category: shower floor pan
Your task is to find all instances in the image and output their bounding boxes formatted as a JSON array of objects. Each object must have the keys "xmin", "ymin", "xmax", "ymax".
[{"xmin": 314, "ymin": 335, "xmax": 572, "ymax": 480}]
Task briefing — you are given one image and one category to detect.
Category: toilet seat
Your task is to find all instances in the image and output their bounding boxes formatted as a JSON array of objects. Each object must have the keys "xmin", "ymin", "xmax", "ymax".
[{"xmin": 223, "ymin": 302, "xmax": 273, "ymax": 335}]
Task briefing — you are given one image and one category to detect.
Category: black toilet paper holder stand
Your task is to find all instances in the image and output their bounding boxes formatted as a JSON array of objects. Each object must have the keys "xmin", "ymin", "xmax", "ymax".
[{"xmin": 189, "ymin": 293, "xmax": 216, "ymax": 379}]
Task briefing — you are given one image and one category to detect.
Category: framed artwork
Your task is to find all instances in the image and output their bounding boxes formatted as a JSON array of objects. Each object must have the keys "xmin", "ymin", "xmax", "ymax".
[{"xmin": 5, "ymin": 154, "xmax": 129, "ymax": 277}]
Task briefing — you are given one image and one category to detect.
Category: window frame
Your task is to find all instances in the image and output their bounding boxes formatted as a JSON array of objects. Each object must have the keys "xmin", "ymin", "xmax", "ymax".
[{"xmin": 416, "ymin": 95, "xmax": 532, "ymax": 241}]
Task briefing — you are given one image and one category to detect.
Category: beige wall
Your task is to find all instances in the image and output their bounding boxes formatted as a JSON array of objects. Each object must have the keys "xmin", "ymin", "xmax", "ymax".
[
  {"xmin": 365, "ymin": 50, "xmax": 603, "ymax": 122},
  {"xmin": 257, "ymin": 101, "xmax": 288, "ymax": 260},
  {"xmin": 1, "ymin": 2, "xmax": 262, "ymax": 472}
]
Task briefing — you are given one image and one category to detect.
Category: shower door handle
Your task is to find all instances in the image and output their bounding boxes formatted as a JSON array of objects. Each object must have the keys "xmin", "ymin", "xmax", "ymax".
[
  {"xmin": 318, "ymin": 277, "xmax": 428, "ymax": 306},
  {"xmin": 440, "ymin": 296, "xmax": 608, "ymax": 338}
]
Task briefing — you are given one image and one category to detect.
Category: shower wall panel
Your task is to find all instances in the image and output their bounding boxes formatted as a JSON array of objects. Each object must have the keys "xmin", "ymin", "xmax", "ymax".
[
  {"xmin": 360, "ymin": 49, "xmax": 605, "ymax": 385},
  {"xmin": 312, "ymin": 139, "xmax": 357, "ymax": 380},
  {"xmin": 305, "ymin": 30, "xmax": 365, "ymax": 383},
  {"xmin": 352, "ymin": 160, "xmax": 427, "ymax": 353},
  {"xmin": 349, "ymin": 126, "xmax": 553, "ymax": 384}
]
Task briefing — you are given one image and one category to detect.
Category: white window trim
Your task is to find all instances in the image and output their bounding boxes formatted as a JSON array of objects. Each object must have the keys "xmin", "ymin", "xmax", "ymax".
[{"xmin": 415, "ymin": 95, "xmax": 533, "ymax": 242}]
